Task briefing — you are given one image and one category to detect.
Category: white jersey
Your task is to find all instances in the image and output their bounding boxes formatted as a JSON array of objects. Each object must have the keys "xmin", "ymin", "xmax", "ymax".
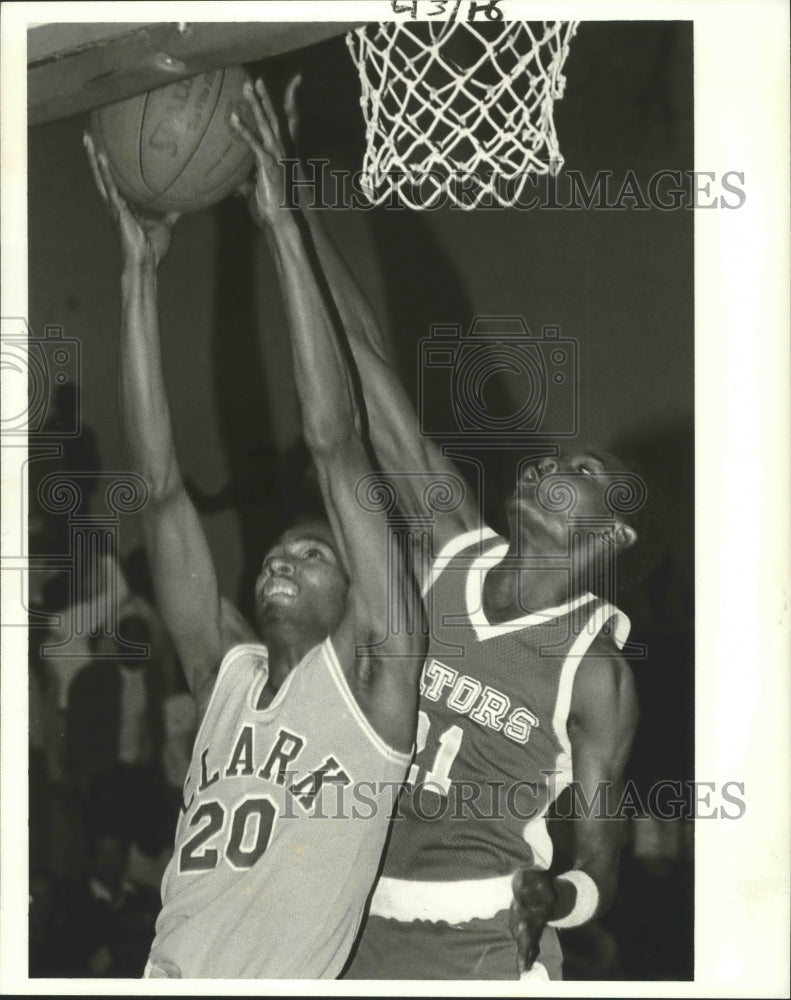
[{"xmin": 146, "ymin": 638, "xmax": 411, "ymax": 979}]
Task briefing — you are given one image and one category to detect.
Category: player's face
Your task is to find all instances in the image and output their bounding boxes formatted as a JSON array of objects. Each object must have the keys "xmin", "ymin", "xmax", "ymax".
[
  {"xmin": 253, "ymin": 522, "xmax": 349, "ymax": 640},
  {"xmin": 506, "ymin": 451, "xmax": 629, "ymax": 551}
]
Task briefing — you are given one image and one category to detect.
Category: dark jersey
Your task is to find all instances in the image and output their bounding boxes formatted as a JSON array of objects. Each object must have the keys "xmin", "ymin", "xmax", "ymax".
[{"xmin": 377, "ymin": 527, "xmax": 629, "ymax": 898}]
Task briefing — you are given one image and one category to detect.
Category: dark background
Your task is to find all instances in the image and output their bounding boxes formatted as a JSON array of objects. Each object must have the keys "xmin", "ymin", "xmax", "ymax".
[{"xmin": 28, "ymin": 21, "xmax": 694, "ymax": 980}]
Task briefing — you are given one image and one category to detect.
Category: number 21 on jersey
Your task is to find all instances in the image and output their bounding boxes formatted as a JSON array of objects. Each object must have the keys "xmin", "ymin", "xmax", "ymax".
[{"xmin": 407, "ymin": 711, "xmax": 463, "ymax": 796}]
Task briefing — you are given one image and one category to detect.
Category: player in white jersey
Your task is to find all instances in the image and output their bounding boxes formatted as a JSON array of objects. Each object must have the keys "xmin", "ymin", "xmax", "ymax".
[
  {"xmin": 256, "ymin": 84, "xmax": 643, "ymax": 978},
  {"xmin": 83, "ymin": 76, "xmax": 426, "ymax": 979}
]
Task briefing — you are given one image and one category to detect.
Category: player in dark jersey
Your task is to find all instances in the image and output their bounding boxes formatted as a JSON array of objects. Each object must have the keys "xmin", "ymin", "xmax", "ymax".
[
  {"xmin": 255, "ymin": 80, "xmax": 641, "ymax": 980},
  {"xmin": 82, "ymin": 79, "xmax": 426, "ymax": 978}
]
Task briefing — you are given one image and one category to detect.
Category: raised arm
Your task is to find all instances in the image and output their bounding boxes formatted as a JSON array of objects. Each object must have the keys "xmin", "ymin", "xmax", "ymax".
[
  {"xmin": 83, "ymin": 137, "xmax": 255, "ymax": 717},
  {"xmin": 233, "ymin": 80, "xmax": 426, "ymax": 752},
  {"xmin": 282, "ymin": 81, "xmax": 480, "ymax": 570},
  {"xmin": 510, "ymin": 643, "xmax": 638, "ymax": 975}
]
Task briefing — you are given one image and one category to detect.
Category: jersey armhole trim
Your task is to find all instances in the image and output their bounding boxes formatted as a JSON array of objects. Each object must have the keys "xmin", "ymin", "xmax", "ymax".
[
  {"xmin": 192, "ymin": 643, "xmax": 268, "ymax": 751},
  {"xmin": 552, "ymin": 603, "xmax": 630, "ymax": 758},
  {"xmin": 323, "ymin": 637, "xmax": 413, "ymax": 766},
  {"xmin": 421, "ymin": 525, "xmax": 498, "ymax": 597}
]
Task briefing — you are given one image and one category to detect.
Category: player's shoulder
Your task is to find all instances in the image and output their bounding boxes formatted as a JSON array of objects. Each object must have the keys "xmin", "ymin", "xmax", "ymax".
[
  {"xmin": 576, "ymin": 631, "xmax": 634, "ymax": 683},
  {"xmin": 423, "ymin": 523, "xmax": 501, "ymax": 595},
  {"xmin": 570, "ymin": 636, "xmax": 638, "ymax": 726},
  {"xmin": 220, "ymin": 641, "xmax": 269, "ymax": 675},
  {"xmin": 437, "ymin": 523, "xmax": 501, "ymax": 560},
  {"xmin": 196, "ymin": 641, "xmax": 269, "ymax": 717}
]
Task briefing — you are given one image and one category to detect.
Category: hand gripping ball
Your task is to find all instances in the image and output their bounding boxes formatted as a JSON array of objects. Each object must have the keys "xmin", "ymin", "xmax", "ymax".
[{"xmin": 89, "ymin": 66, "xmax": 255, "ymax": 213}]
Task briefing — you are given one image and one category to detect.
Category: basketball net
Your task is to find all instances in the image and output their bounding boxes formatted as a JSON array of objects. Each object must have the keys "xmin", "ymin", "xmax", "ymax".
[{"xmin": 347, "ymin": 20, "xmax": 579, "ymax": 210}]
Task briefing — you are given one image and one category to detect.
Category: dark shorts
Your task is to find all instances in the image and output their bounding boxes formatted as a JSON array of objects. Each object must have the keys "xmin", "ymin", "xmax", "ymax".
[{"xmin": 342, "ymin": 910, "xmax": 563, "ymax": 981}]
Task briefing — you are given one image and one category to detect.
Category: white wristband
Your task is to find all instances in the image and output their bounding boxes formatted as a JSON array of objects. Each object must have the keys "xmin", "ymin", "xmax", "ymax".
[{"xmin": 547, "ymin": 870, "xmax": 599, "ymax": 929}]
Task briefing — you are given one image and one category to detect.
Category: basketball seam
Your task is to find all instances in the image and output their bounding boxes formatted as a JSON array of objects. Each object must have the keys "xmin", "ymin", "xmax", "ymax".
[
  {"xmin": 136, "ymin": 89, "xmax": 158, "ymax": 205},
  {"xmin": 162, "ymin": 153, "xmax": 252, "ymax": 207},
  {"xmin": 95, "ymin": 104, "xmax": 158, "ymax": 204},
  {"xmin": 150, "ymin": 69, "xmax": 228, "ymax": 210}
]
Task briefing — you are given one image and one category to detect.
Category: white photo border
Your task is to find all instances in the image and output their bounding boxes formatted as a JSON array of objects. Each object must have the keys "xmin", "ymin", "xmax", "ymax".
[{"xmin": 2, "ymin": 1, "xmax": 789, "ymax": 996}]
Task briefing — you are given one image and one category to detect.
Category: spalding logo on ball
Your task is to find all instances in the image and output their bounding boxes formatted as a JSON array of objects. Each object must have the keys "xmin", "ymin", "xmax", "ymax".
[{"xmin": 89, "ymin": 66, "xmax": 255, "ymax": 213}]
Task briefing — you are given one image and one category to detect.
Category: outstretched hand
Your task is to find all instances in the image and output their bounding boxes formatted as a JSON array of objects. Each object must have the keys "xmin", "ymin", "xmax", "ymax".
[
  {"xmin": 230, "ymin": 74, "xmax": 302, "ymax": 229},
  {"xmin": 509, "ymin": 869, "xmax": 558, "ymax": 977},
  {"xmin": 83, "ymin": 133, "xmax": 180, "ymax": 268}
]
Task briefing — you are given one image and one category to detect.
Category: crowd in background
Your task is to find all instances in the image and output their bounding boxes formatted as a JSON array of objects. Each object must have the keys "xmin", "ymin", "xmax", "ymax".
[
  {"xmin": 28, "ymin": 538, "xmax": 197, "ymax": 977},
  {"xmin": 26, "ymin": 404, "xmax": 197, "ymax": 976}
]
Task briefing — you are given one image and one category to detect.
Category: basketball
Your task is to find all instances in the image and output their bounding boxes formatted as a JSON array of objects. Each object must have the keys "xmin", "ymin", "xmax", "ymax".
[{"xmin": 88, "ymin": 66, "xmax": 255, "ymax": 213}]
